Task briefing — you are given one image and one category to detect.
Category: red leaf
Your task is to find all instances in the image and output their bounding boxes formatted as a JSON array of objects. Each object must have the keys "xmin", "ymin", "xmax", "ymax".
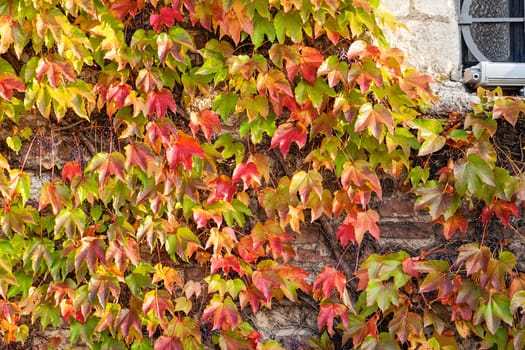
[
  {"xmin": 232, "ymin": 162, "xmax": 261, "ymax": 190},
  {"xmin": 202, "ymin": 296, "xmax": 241, "ymax": 331},
  {"xmin": 87, "ymin": 152, "xmax": 126, "ymax": 183},
  {"xmin": 106, "ymin": 83, "xmax": 132, "ymax": 116},
  {"xmin": 210, "ymin": 254, "xmax": 243, "ymax": 275},
  {"xmin": 143, "ymin": 290, "xmax": 173, "ymax": 320},
  {"xmin": 256, "ymin": 69, "xmax": 294, "ymax": 116},
  {"xmin": 150, "ymin": 7, "xmax": 183, "ymax": 32},
  {"xmin": 116, "ymin": 307, "xmax": 142, "ymax": 341},
  {"xmin": 146, "ymin": 88, "xmax": 177, "ymax": 118},
  {"xmin": 62, "ymin": 161, "xmax": 82, "ymax": 182},
  {"xmin": 298, "ymin": 46, "xmax": 324, "ymax": 84},
  {"xmin": 0, "ymin": 72, "xmax": 25, "ymax": 101},
  {"xmin": 482, "ymin": 199, "xmax": 519, "ymax": 227},
  {"xmin": 154, "ymin": 336, "xmax": 183, "ymax": 350},
  {"xmin": 166, "ymin": 132, "xmax": 205, "ymax": 172},
  {"xmin": 239, "ymin": 286, "xmax": 266, "ymax": 313},
  {"xmin": 435, "ymin": 212, "xmax": 468, "ymax": 240},
  {"xmin": 35, "ymin": 57, "xmax": 76, "ymax": 88},
  {"xmin": 75, "ymin": 237, "xmax": 106, "ymax": 272},
  {"xmin": 317, "ymin": 302, "xmax": 348, "ymax": 336},
  {"xmin": 336, "ymin": 215, "xmax": 356, "ymax": 247},
  {"xmin": 207, "ymin": 175, "xmax": 236, "ymax": 204},
  {"xmin": 125, "ymin": 142, "xmax": 155, "ymax": 172},
  {"xmin": 313, "ymin": 265, "xmax": 346, "ymax": 300},
  {"xmin": 110, "ymin": 0, "xmax": 144, "ymax": 19},
  {"xmin": 270, "ymin": 122, "xmax": 307, "ymax": 157},
  {"xmin": 189, "ymin": 110, "xmax": 221, "ymax": 142}
]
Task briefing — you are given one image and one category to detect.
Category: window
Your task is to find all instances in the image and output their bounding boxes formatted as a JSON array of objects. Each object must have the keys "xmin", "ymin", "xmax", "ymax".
[{"xmin": 459, "ymin": 0, "xmax": 525, "ymax": 67}]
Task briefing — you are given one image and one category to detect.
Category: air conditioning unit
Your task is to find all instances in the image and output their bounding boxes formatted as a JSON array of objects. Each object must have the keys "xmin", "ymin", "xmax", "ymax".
[{"xmin": 463, "ymin": 62, "xmax": 525, "ymax": 90}]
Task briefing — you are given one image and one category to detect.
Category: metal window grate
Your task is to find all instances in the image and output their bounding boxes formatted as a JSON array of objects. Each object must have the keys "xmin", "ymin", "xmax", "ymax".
[{"xmin": 459, "ymin": 0, "xmax": 525, "ymax": 66}]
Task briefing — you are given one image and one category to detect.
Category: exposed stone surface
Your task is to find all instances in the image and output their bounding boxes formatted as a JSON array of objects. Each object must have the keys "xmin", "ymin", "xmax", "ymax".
[
  {"xmin": 415, "ymin": 0, "xmax": 457, "ymax": 17},
  {"xmin": 430, "ymin": 81, "xmax": 478, "ymax": 114},
  {"xmin": 381, "ymin": 0, "xmax": 410, "ymax": 17}
]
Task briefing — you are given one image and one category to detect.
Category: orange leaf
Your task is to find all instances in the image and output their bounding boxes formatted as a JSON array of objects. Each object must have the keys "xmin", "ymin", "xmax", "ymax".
[
  {"xmin": 62, "ymin": 161, "xmax": 82, "ymax": 183},
  {"xmin": 166, "ymin": 132, "xmax": 205, "ymax": 172},
  {"xmin": 0, "ymin": 72, "xmax": 25, "ymax": 101},
  {"xmin": 270, "ymin": 122, "xmax": 307, "ymax": 157},
  {"xmin": 313, "ymin": 265, "xmax": 346, "ymax": 300},
  {"xmin": 317, "ymin": 302, "xmax": 348, "ymax": 336},
  {"xmin": 189, "ymin": 110, "xmax": 221, "ymax": 142},
  {"xmin": 202, "ymin": 296, "xmax": 241, "ymax": 331}
]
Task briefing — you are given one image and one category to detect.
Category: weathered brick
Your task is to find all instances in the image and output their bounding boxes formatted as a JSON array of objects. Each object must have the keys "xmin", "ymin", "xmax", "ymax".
[
  {"xmin": 379, "ymin": 221, "xmax": 436, "ymax": 239},
  {"xmin": 379, "ymin": 197, "xmax": 416, "ymax": 217}
]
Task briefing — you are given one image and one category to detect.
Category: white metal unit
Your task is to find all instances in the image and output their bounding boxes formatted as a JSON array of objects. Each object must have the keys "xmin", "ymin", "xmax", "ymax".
[{"xmin": 463, "ymin": 61, "xmax": 525, "ymax": 88}]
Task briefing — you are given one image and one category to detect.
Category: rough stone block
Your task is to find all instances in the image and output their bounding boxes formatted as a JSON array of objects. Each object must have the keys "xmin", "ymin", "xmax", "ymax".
[
  {"xmin": 415, "ymin": 0, "xmax": 457, "ymax": 17},
  {"xmin": 384, "ymin": 20, "xmax": 460, "ymax": 76},
  {"xmin": 381, "ymin": 0, "xmax": 410, "ymax": 17}
]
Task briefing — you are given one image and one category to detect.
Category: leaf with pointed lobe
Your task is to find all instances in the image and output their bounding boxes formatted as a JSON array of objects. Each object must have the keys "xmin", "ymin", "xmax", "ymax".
[
  {"xmin": 38, "ymin": 182, "xmax": 67, "ymax": 214},
  {"xmin": 150, "ymin": 6, "xmax": 183, "ymax": 32},
  {"xmin": 189, "ymin": 109, "xmax": 221, "ymax": 141},
  {"xmin": 75, "ymin": 236, "xmax": 106, "ymax": 273},
  {"xmin": 143, "ymin": 289, "xmax": 174, "ymax": 320},
  {"xmin": 493, "ymin": 97, "xmax": 525, "ymax": 127},
  {"xmin": 313, "ymin": 265, "xmax": 347, "ymax": 300},
  {"xmin": 35, "ymin": 57, "xmax": 76, "ymax": 89},
  {"xmin": 202, "ymin": 295, "xmax": 241, "ymax": 331},
  {"xmin": 146, "ymin": 88, "xmax": 176, "ymax": 118},
  {"xmin": 232, "ymin": 162, "xmax": 261, "ymax": 190},
  {"xmin": 86, "ymin": 152, "xmax": 126, "ymax": 184},
  {"xmin": 399, "ymin": 69, "xmax": 436, "ymax": 101},
  {"xmin": 318, "ymin": 302, "xmax": 349, "ymax": 336},
  {"xmin": 110, "ymin": 0, "xmax": 144, "ymax": 19},
  {"xmin": 167, "ymin": 131, "xmax": 205, "ymax": 172},
  {"xmin": 481, "ymin": 199, "xmax": 518, "ymax": 227},
  {"xmin": 435, "ymin": 212, "xmax": 468, "ymax": 240},
  {"xmin": 62, "ymin": 161, "xmax": 82, "ymax": 183},
  {"xmin": 270, "ymin": 122, "xmax": 307, "ymax": 157},
  {"xmin": 0, "ymin": 73, "xmax": 25, "ymax": 101},
  {"xmin": 355, "ymin": 103, "xmax": 393, "ymax": 140},
  {"xmin": 415, "ymin": 181, "xmax": 460, "ymax": 220},
  {"xmin": 124, "ymin": 143, "xmax": 155, "ymax": 173},
  {"xmin": 256, "ymin": 69, "xmax": 294, "ymax": 115}
]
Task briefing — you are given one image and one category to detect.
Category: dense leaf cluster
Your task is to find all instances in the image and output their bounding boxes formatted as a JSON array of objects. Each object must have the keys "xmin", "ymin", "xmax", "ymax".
[{"xmin": 0, "ymin": 0, "xmax": 525, "ymax": 348}]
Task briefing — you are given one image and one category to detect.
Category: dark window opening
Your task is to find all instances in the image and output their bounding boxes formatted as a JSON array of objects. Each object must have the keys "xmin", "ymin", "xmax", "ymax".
[{"xmin": 459, "ymin": 0, "xmax": 525, "ymax": 68}]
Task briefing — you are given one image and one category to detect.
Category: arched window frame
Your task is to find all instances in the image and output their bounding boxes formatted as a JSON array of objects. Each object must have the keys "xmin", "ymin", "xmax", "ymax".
[{"xmin": 459, "ymin": 0, "xmax": 525, "ymax": 67}]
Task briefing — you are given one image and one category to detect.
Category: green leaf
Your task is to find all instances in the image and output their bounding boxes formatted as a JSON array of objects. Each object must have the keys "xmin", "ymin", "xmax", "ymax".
[
  {"xmin": 366, "ymin": 279, "xmax": 399, "ymax": 311},
  {"xmin": 454, "ymin": 153, "xmax": 496, "ymax": 198},
  {"xmin": 213, "ymin": 92, "xmax": 238, "ymax": 121},
  {"xmin": 6, "ymin": 135, "xmax": 22, "ymax": 153}
]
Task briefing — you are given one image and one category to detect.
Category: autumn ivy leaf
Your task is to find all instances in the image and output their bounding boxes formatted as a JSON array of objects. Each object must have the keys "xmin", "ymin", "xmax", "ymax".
[
  {"xmin": 493, "ymin": 97, "xmax": 525, "ymax": 127},
  {"xmin": 0, "ymin": 72, "xmax": 25, "ymax": 101},
  {"xmin": 75, "ymin": 236, "xmax": 106, "ymax": 272},
  {"xmin": 189, "ymin": 110, "xmax": 221, "ymax": 141},
  {"xmin": 166, "ymin": 227, "xmax": 201, "ymax": 262},
  {"xmin": 473, "ymin": 292, "xmax": 513, "ymax": 335},
  {"xmin": 212, "ymin": 92, "xmax": 238, "ymax": 121},
  {"xmin": 454, "ymin": 154, "xmax": 496, "ymax": 198},
  {"xmin": 317, "ymin": 302, "xmax": 349, "ymax": 336},
  {"xmin": 270, "ymin": 122, "xmax": 307, "ymax": 157},
  {"xmin": 150, "ymin": 7, "xmax": 183, "ymax": 32},
  {"xmin": 110, "ymin": 0, "xmax": 144, "ymax": 19},
  {"xmin": 143, "ymin": 289, "xmax": 174, "ymax": 321},
  {"xmin": 124, "ymin": 142, "xmax": 155, "ymax": 173},
  {"xmin": 351, "ymin": 60, "xmax": 383, "ymax": 93},
  {"xmin": 146, "ymin": 88, "xmax": 177, "ymax": 118},
  {"xmin": 289, "ymin": 170, "xmax": 323, "ymax": 204},
  {"xmin": 434, "ymin": 212, "xmax": 468, "ymax": 240},
  {"xmin": 35, "ymin": 57, "xmax": 76, "ymax": 88},
  {"xmin": 481, "ymin": 199, "xmax": 518, "ymax": 227},
  {"xmin": 318, "ymin": 55, "xmax": 349, "ymax": 88},
  {"xmin": 202, "ymin": 295, "xmax": 241, "ymax": 331},
  {"xmin": 417, "ymin": 134, "xmax": 446, "ymax": 156},
  {"xmin": 313, "ymin": 265, "xmax": 347, "ymax": 300},
  {"xmin": 166, "ymin": 131, "xmax": 205, "ymax": 172},
  {"xmin": 354, "ymin": 209, "xmax": 380, "ymax": 244},
  {"xmin": 355, "ymin": 103, "xmax": 394, "ymax": 140},
  {"xmin": 366, "ymin": 280, "xmax": 399, "ymax": 312},
  {"xmin": 388, "ymin": 306, "xmax": 423, "ymax": 343},
  {"xmin": 399, "ymin": 68, "xmax": 436, "ymax": 101},
  {"xmin": 336, "ymin": 215, "xmax": 356, "ymax": 247},
  {"xmin": 39, "ymin": 182, "xmax": 70, "ymax": 215},
  {"xmin": 256, "ymin": 69, "xmax": 293, "ymax": 115},
  {"xmin": 86, "ymin": 152, "xmax": 126, "ymax": 184},
  {"xmin": 415, "ymin": 180, "xmax": 460, "ymax": 220},
  {"xmin": 62, "ymin": 161, "xmax": 82, "ymax": 183},
  {"xmin": 232, "ymin": 162, "xmax": 261, "ymax": 190},
  {"xmin": 154, "ymin": 336, "xmax": 183, "ymax": 350},
  {"xmin": 455, "ymin": 243, "xmax": 491, "ymax": 276}
]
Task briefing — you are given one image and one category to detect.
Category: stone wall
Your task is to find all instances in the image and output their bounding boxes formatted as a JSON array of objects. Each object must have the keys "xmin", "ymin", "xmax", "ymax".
[{"xmin": 382, "ymin": 0, "xmax": 461, "ymax": 79}]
